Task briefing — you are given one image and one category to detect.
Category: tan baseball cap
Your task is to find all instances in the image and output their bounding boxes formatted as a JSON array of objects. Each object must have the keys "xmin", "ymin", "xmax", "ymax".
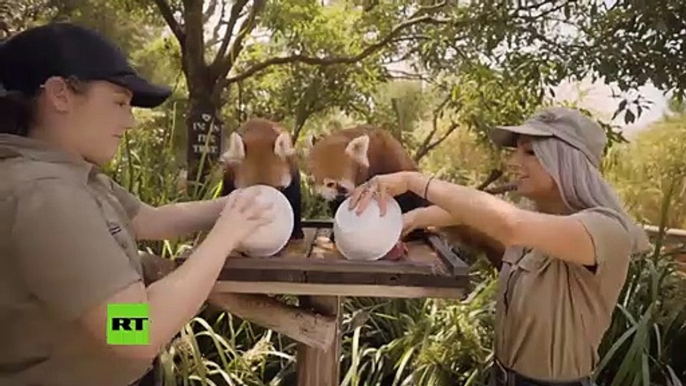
[{"xmin": 489, "ymin": 107, "xmax": 607, "ymax": 167}]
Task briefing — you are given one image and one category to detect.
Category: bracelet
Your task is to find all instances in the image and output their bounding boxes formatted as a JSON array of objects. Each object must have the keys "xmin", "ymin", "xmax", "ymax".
[{"xmin": 423, "ymin": 176, "xmax": 434, "ymax": 200}]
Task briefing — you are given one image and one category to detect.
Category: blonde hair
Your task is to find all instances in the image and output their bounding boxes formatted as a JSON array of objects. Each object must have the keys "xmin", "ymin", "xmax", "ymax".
[{"xmin": 532, "ymin": 137, "xmax": 650, "ymax": 256}]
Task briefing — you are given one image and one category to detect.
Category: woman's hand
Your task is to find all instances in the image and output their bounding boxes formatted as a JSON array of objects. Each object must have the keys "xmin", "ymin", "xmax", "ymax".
[
  {"xmin": 348, "ymin": 171, "xmax": 416, "ymax": 215},
  {"xmin": 401, "ymin": 209, "xmax": 422, "ymax": 237},
  {"xmin": 210, "ymin": 189, "xmax": 274, "ymax": 250}
]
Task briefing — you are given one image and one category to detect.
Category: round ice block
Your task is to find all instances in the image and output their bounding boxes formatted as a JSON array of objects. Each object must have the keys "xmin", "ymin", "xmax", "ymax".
[
  {"xmin": 333, "ymin": 196, "xmax": 403, "ymax": 260},
  {"xmin": 239, "ymin": 185, "xmax": 294, "ymax": 257}
]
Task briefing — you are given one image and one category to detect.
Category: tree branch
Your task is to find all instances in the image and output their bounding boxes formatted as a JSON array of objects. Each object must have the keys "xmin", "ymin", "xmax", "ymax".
[
  {"xmin": 203, "ymin": 0, "xmax": 219, "ymax": 23},
  {"xmin": 414, "ymin": 94, "xmax": 451, "ymax": 162},
  {"xmin": 213, "ymin": 0, "xmax": 266, "ymax": 83},
  {"xmin": 362, "ymin": 0, "xmax": 378, "ymax": 12},
  {"xmin": 518, "ymin": 1, "xmax": 571, "ymax": 21},
  {"xmin": 222, "ymin": 14, "xmax": 449, "ymax": 86},
  {"xmin": 412, "ymin": 0, "xmax": 448, "ymax": 16},
  {"xmin": 291, "ymin": 80, "xmax": 318, "ymax": 141},
  {"xmin": 152, "ymin": 0, "xmax": 185, "ymax": 45},
  {"xmin": 211, "ymin": 0, "xmax": 249, "ymax": 72},
  {"xmin": 387, "ymin": 70, "xmax": 432, "ymax": 82},
  {"xmin": 415, "ymin": 121, "xmax": 459, "ymax": 162},
  {"xmin": 346, "ymin": 103, "xmax": 374, "ymax": 123},
  {"xmin": 389, "ymin": 34, "xmax": 433, "ymax": 43},
  {"xmin": 516, "ymin": 0, "xmax": 563, "ymax": 13},
  {"xmin": 427, "ymin": 122, "xmax": 459, "ymax": 152},
  {"xmin": 208, "ymin": 0, "xmax": 228, "ymax": 47}
]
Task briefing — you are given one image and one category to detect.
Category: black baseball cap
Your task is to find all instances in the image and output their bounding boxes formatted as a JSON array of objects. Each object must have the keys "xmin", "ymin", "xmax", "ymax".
[{"xmin": 0, "ymin": 22, "xmax": 172, "ymax": 108}]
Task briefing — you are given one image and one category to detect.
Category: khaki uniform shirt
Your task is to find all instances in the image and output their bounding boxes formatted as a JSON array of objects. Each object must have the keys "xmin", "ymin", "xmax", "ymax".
[
  {"xmin": 494, "ymin": 207, "xmax": 633, "ymax": 381},
  {"xmin": 0, "ymin": 134, "xmax": 153, "ymax": 386}
]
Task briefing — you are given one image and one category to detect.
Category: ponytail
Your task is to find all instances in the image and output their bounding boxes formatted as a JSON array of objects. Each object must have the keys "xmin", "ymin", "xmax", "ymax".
[
  {"xmin": 0, "ymin": 91, "xmax": 36, "ymax": 137},
  {"xmin": 0, "ymin": 40, "xmax": 34, "ymax": 136},
  {"xmin": 0, "ymin": 38, "xmax": 37, "ymax": 137},
  {"xmin": 0, "ymin": 76, "xmax": 89, "ymax": 137}
]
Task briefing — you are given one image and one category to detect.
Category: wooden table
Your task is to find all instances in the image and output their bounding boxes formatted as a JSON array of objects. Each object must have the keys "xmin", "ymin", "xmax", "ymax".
[{"xmin": 174, "ymin": 220, "xmax": 472, "ymax": 386}]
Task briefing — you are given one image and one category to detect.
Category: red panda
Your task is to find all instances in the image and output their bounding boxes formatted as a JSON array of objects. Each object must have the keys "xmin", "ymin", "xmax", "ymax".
[
  {"xmin": 219, "ymin": 118, "xmax": 304, "ymax": 240},
  {"xmin": 303, "ymin": 124, "xmax": 505, "ymax": 267},
  {"xmin": 303, "ymin": 125, "xmax": 431, "ymax": 242}
]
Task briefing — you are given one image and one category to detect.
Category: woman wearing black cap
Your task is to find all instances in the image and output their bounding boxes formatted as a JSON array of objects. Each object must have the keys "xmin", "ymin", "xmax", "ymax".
[
  {"xmin": 0, "ymin": 23, "xmax": 274, "ymax": 386},
  {"xmin": 349, "ymin": 107, "xmax": 650, "ymax": 386}
]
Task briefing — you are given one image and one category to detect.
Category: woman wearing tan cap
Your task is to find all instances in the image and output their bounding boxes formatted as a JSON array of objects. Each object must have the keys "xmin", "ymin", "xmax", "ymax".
[{"xmin": 349, "ymin": 107, "xmax": 650, "ymax": 386}]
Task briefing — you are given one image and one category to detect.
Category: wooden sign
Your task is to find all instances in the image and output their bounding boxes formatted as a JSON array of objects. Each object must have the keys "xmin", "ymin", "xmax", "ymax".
[{"xmin": 186, "ymin": 109, "xmax": 223, "ymax": 183}]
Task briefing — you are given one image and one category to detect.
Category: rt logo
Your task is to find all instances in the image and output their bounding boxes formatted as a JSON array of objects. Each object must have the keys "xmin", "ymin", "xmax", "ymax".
[{"xmin": 107, "ymin": 303, "xmax": 150, "ymax": 345}]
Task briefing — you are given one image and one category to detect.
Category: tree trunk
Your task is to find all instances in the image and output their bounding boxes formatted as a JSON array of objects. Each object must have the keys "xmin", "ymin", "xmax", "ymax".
[
  {"xmin": 391, "ymin": 98, "xmax": 404, "ymax": 144},
  {"xmin": 181, "ymin": 0, "xmax": 224, "ymax": 195}
]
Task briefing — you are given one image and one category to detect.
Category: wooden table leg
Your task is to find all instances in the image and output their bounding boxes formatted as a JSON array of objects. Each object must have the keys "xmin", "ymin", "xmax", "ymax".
[{"xmin": 297, "ymin": 295, "xmax": 341, "ymax": 386}]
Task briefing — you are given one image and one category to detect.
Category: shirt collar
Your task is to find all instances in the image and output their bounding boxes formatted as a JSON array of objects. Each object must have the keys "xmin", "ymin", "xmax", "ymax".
[{"xmin": 0, "ymin": 133, "xmax": 99, "ymax": 182}]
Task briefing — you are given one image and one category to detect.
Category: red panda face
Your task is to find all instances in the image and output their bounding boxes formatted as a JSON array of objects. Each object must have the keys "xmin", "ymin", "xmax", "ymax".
[
  {"xmin": 303, "ymin": 133, "xmax": 370, "ymax": 201},
  {"xmin": 220, "ymin": 125, "xmax": 296, "ymax": 189}
]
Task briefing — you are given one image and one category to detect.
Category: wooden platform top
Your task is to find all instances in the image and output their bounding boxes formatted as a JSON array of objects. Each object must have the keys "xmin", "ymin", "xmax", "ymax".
[{"xmin": 177, "ymin": 220, "xmax": 473, "ymax": 299}]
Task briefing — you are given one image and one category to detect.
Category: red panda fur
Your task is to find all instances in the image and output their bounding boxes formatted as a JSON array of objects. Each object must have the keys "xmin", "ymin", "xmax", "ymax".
[
  {"xmin": 221, "ymin": 118, "xmax": 298, "ymax": 189},
  {"xmin": 305, "ymin": 124, "xmax": 419, "ymax": 189},
  {"xmin": 220, "ymin": 118, "xmax": 303, "ymax": 240}
]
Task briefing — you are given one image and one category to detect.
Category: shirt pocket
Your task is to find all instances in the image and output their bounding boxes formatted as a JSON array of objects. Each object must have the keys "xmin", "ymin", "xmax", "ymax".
[
  {"xmin": 516, "ymin": 250, "xmax": 550, "ymax": 273},
  {"xmin": 106, "ymin": 220, "xmax": 133, "ymax": 251},
  {"xmin": 88, "ymin": 188, "xmax": 143, "ymax": 273}
]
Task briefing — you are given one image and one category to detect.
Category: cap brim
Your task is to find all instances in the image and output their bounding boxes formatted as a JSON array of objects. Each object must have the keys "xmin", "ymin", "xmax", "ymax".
[
  {"xmin": 489, "ymin": 124, "xmax": 553, "ymax": 148},
  {"xmin": 108, "ymin": 74, "xmax": 172, "ymax": 108}
]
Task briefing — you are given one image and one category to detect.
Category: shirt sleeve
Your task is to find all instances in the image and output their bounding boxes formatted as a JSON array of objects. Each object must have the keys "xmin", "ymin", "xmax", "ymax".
[
  {"xmin": 10, "ymin": 179, "xmax": 143, "ymax": 323},
  {"xmin": 108, "ymin": 178, "xmax": 143, "ymax": 220},
  {"xmin": 571, "ymin": 207, "xmax": 632, "ymax": 266}
]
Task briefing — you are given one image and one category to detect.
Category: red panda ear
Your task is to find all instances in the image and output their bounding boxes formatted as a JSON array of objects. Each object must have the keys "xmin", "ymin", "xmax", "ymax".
[
  {"xmin": 220, "ymin": 132, "xmax": 246, "ymax": 165},
  {"xmin": 274, "ymin": 132, "xmax": 296, "ymax": 159},
  {"xmin": 302, "ymin": 133, "xmax": 318, "ymax": 156},
  {"xmin": 345, "ymin": 134, "xmax": 370, "ymax": 168}
]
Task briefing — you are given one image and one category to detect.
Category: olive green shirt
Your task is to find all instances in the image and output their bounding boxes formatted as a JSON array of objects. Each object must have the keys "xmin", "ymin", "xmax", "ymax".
[
  {"xmin": 0, "ymin": 134, "xmax": 153, "ymax": 386},
  {"xmin": 494, "ymin": 207, "xmax": 633, "ymax": 381}
]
